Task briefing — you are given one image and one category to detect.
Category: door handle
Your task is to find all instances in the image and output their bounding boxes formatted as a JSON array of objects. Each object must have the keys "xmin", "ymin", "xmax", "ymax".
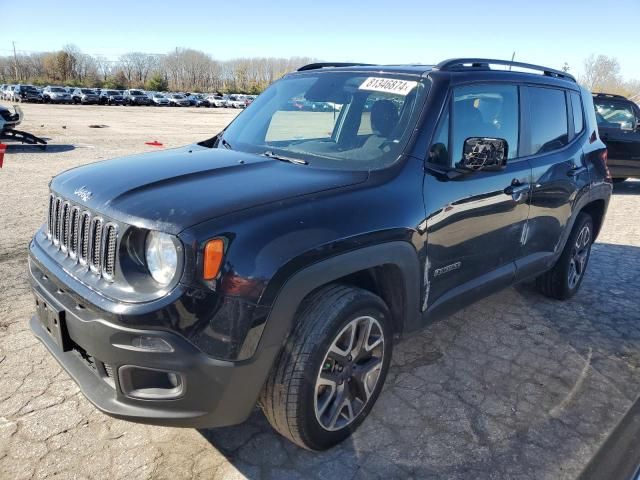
[{"xmin": 504, "ymin": 182, "xmax": 530, "ymax": 202}]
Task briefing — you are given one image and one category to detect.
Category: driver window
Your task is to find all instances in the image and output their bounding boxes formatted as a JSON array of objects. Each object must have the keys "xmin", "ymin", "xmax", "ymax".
[{"xmin": 451, "ymin": 84, "xmax": 519, "ymax": 163}]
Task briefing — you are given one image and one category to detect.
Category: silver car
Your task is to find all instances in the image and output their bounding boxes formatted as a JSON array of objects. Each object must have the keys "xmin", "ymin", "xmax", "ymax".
[
  {"xmin": 42, "ymin": 86, "xmax": 72, "ymax": 104},
  {"xmin": 167, "ymin": 93, "xmax": 190, "ymax": 107},
  {"xmin": 151, "ymin": 93, "xmax": 170, "ymax": 106}
]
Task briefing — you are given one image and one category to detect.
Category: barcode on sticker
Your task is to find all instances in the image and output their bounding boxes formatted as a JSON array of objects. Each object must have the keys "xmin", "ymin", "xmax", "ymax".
[{"xmin": 359, "ymin": 77, "xmax": 417, "ymax": 96}]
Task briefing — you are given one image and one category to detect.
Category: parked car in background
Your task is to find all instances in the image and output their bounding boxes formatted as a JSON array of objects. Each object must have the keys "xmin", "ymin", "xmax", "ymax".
[
  {"xmin": 224, "ymin": 94, "xmax": 246, "ymax": 108},
  {"xmin": 42, "ymin": 86, "xmax": 72, "ymax": 104},
  {"xmin": 123, "ymin": 89, "xmax": 151, "ymax": 106},
  {"xmin": 593, "ymin": 93, "xmax": 640, "ymax": 183},
  {"xmin": 244, "ymin": 95, "xmax": 256, "ymax": 108},
  {"xmin": 167, "ymin": 93, "xmax": 190, "ymax": 107},
  {"xmin": 150, "ymin": 93, "xmax": 170, "ymax": 106},
  {"xmin": 99, "ymin": 89, "xmax": 125, "ymax": 105},
  {"xmin": 206, "ymin": 94, "xmax": 225, "ymax": 108},
  {"xmin": 2, "ymin": 85, "xmax": 15, "ymax": 100},
  {"xmin": 72, "ymin": 88, "xmax": 100, "ymax": 104},
  {"xmin": 10, "ymin": 84, "xmax": 43, "ymax": 103},
  {"xmin": 188, "ymin": 94, "xmax": 209, "ymax": 107}
]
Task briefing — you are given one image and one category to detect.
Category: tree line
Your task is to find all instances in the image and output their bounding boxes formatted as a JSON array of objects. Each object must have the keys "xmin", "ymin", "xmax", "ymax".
[
  {"xmin": 1, "ymin": 46, "xmax": 639, "ymax": 100},
  {"xmin": 0, "ymin": 45, "xmax": 316, "ymax": 94}
]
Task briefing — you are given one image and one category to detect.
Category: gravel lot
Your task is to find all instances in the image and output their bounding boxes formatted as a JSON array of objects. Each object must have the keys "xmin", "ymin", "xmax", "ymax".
[{"xmin": 1, "ymin": 102, "xmax": 639, "ymax": 480}]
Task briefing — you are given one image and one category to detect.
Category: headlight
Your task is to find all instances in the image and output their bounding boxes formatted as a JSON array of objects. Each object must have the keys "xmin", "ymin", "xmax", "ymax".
[{"xmin": 145, "ymin": 231, "xmax": 178, "ymax": 285}]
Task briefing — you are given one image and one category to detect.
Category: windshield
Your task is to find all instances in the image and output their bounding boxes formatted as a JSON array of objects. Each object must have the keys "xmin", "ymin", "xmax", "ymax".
[
  {"xmin": 107, "ymin": 90, "xmax": 119, "ymax": 95},
  {"xmin": 131, "ymin": 90, "xmax": 144, "ymax": 95},
  {"xmin": 81, "ymin": 89, "xmax": 94, "ymax": 94},
  {"xmin": 220, "ymin": 72, "xmax": 427, "ymax": 170},
  {"xmin": 172, "ymin": 94, "xmax": 185, "ymax": 99},
  {"xmin": 50, "ymin": 87, "xmax": 66, "ymax": 92}
]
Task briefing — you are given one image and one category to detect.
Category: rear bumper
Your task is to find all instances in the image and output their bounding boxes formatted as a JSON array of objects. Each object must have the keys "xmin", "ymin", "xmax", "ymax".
[{"xmin": 28, "ymin": 254, "xmax": 273, "ymax": 428}]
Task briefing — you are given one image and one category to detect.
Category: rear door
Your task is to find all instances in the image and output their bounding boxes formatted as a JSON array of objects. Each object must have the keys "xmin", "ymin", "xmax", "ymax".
[
  {"xmin": 423, "ymin": 83, "xmax": 532, "ymax": 314},
  {"xmin": 515, "ymin": 85, "xmax": 590, "ymax": 280},
  {"xmin": 593, "ymin": 96, "xmax": 640, "ymax": 179}
]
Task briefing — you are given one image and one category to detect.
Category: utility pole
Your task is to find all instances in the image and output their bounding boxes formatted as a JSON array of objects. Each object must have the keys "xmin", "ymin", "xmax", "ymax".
[{"xmin": 12, "ymin": 41, "xmax": 19, "ymax": 81}]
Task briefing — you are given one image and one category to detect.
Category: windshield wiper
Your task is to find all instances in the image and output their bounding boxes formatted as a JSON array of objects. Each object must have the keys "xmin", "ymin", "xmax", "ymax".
[
  {"xmin": 221, "ymin": 138, "xmax": 233, "ymax": 150},
  {"xmin": 261, "ymin": 150, "xmax": 308, "ymax": 165}
]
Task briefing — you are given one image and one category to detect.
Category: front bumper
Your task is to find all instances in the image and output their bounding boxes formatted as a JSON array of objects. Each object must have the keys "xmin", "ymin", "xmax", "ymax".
[{"xmin": 28, "ymin": 253, "xmax": 273, "ymax": 428}]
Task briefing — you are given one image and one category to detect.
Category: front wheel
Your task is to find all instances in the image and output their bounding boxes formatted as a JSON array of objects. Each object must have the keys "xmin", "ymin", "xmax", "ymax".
[
  {"xmin": 260, "ymin": 284, "xmax": 393, "ymax": 450},
  {"xmin": 536, "ymin": 212, "xmax": 593, "ymax": 300}
]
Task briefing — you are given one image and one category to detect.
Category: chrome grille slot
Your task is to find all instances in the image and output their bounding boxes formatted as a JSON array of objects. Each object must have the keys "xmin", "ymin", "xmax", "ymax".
[
  {"xmin": 60, "ymin": 203, "xmax": 70, "ymax": 252},
  {"xmin": 79, "ymin": 212, "xmax": 91, "ymax": 264},
  {"xmin": 53, "ymin": 197, "xmax": 62, "ymax": 245},
  {"xmin": 104, "ymin": 225, "xmax": 117, "ymax": 278},
  {"xmin": 69, "ymin": 207, "xmax": 80, "ymax": 257},
  {"xmin": 90, "ymin": 218, "xmax": 103, "ymax": 272},
  {"xmin": 47, "ymin": 195, "xmax": 54, "ymax": 238}
]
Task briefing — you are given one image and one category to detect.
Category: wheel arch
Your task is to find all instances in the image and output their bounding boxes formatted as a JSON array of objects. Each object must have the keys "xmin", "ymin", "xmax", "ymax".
[{"xmin": 249, "ymin": 241, "xmax": 422, "ymax": 360}]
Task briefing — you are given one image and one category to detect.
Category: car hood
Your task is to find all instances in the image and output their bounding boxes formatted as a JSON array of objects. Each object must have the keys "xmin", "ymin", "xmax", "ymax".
[{"xmin": 50, "ymin": 144, "xmax": 368, "ymax": 234}]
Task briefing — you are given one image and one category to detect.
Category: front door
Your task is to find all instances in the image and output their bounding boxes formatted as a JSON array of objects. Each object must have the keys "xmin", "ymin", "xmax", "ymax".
[{"xmin": 423, "ymin": 83, "xmax": 532, "ymax": 316}]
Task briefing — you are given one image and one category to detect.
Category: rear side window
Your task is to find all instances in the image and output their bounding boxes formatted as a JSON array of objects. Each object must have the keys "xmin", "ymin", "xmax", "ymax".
[
  {"xmin": 528, "ymin": 87, "xmax": 568, "ymax": 155},
  {"xmin": 450, "ymin": 84, "xmax": 519, "ymax": 163},
  {"xmin": 570, "ymin": 92, "xmax": 584, "ymax": 135}
]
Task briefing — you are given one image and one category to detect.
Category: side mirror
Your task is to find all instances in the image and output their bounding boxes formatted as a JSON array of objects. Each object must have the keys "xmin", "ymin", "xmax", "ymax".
[{"xmin": 458, "ymin": 137, "xmax": 508, "ymax": 172}]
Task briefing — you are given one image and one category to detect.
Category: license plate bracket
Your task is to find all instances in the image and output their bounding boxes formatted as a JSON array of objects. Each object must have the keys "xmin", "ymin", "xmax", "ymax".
[{"xmin": 34, "ymin": 292, "xmax": 71, "ymax": 352}]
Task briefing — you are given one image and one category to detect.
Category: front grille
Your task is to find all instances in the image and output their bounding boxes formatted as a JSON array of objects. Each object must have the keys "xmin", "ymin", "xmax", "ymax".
[{"xmin": 46, "ymin": 194, "xmax": 118, "ymax": 280}]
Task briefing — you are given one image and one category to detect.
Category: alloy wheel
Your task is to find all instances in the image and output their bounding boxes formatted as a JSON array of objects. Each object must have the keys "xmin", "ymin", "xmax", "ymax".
[
  {"xmin": 568, "ymin": 224, "xmax": 591, "ymax": 289},
  {"xmin": 314, "ymin": 315, "xmax": 385, "ymax": 431}
]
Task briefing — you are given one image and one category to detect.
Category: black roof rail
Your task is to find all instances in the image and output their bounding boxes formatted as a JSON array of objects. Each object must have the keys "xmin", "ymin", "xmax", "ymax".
[
  {"xmin": 593, "ymin": 92, "xmax": 628, "ymax": 100},
  {"xmin": 436, "ymin": 58, "xmax": 576, "ymax": 82},
  {"xmin": 297, "ymin": 62, "xmax": 376, "ymax": 72}
]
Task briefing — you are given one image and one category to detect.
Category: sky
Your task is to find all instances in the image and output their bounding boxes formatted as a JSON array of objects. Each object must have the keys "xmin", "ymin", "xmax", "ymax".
[{"xmin": 2, "ymin": 0, "xmax": 639, "ymax": 80}]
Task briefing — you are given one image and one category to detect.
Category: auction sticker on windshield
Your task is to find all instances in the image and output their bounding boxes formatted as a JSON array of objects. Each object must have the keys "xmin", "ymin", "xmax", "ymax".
[{"xmin": 359, "ymin": 77, "xmax": 417, "ymax": 96}]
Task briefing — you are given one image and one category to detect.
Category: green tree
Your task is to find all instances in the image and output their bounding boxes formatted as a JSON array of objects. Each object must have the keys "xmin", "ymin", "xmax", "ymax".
[{"xmin": 146, "ymin": 73, "xmax": 168, "ymax": 91}]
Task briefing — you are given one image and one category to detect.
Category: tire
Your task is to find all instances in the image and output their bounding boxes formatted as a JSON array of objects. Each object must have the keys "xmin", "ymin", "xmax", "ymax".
[
  {"xmin": 536, "ymin": 212, "xmax": 594, "ymax": 300},
  {"xmin": 612, "ymin": 178, "xmax": 627, "ymax": 184},
  {"xmin": 260, "ymin": 284, "xmax": 393, "ymax": 450}
]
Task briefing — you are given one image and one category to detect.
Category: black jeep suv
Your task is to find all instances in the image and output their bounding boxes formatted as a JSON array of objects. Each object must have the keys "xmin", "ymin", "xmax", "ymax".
[
  {"xmin": 593, "ymin": 93, "xmax": 640, "ymax": 183},
  {"xmin": 28, "ymin": 59, "xmax": 611, "ymax": 450}
]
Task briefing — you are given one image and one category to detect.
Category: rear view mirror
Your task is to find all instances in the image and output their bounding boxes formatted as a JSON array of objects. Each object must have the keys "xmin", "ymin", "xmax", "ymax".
[{"xmin": 458, "ymin": 137, "xmax": 508, "ymax": 172}]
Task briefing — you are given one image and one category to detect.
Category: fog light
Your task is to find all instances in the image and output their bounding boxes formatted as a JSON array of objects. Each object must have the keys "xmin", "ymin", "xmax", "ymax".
[
  {"xmin": 119, "ymin": 365, "xmax": 184, "ymax": 400},
  {"xmin": 131, "ymin": 336, "xmax": 174, "ymax": 353}
]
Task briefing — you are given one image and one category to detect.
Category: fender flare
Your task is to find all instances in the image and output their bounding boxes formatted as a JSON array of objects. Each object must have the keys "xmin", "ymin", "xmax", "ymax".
[{"xmin": 240, "ymin": 241, "xmax": 422, "ymax": 361}]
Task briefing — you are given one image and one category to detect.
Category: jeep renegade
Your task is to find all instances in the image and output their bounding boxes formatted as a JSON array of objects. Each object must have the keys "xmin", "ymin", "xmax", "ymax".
[{"xmin": 29, "ymin": 59, "xmax": 611, "ymax": 450}]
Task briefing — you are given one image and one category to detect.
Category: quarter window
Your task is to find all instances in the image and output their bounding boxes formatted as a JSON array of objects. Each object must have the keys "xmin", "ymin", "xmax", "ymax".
[
  {"xmin": 451, "ymin": 84, "xmax": 519, "ymax": 163},
  {"xmin": 570, "ymin": 92, "xmax": 584, "ymax": 135},
  {"xmin": 528, "ymin": 87, "xmax": 569, "ymax": 155}
]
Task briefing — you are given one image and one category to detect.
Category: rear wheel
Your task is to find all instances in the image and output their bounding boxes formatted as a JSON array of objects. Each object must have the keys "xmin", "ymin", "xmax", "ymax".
[
  {"xmin": 536, "ymin": 212, "xmax": 593, "ymax": 300},
  {"xmin": 260, "ymin": 284, "xmax": 393, "ymax": 450}
]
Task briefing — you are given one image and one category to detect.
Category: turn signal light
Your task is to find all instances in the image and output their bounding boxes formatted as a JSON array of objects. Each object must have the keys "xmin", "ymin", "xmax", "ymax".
[{"xmin": 203, "ymin": 239, "xmax": 224, "ymax": 280}]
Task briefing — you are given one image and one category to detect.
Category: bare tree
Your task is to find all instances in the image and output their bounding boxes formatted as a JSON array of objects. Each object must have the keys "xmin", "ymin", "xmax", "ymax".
[{"xmin": 581, "ymin": 54, "xmax": 623, "ymax": 93}]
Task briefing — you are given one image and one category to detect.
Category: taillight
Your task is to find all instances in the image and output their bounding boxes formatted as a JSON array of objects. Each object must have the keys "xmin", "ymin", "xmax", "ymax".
[{"xmin": 601, "ymin": 149, "xmax": 611, "ymax": 181}]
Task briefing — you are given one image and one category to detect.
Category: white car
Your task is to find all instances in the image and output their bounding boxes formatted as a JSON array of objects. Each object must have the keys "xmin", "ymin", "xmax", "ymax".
[
  {"xmin": 224, "ymin": 94, "xmax": 246, "ymax": 108},
  {"xmin": 206, "ymin": 95, "xmax": 225, "ymax": 108}
]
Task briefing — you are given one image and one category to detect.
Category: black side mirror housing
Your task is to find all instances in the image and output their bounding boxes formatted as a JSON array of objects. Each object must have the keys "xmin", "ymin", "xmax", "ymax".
[{"xmin": 458, "ymin": 137, "xmax": 508, "ymax": 172}]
